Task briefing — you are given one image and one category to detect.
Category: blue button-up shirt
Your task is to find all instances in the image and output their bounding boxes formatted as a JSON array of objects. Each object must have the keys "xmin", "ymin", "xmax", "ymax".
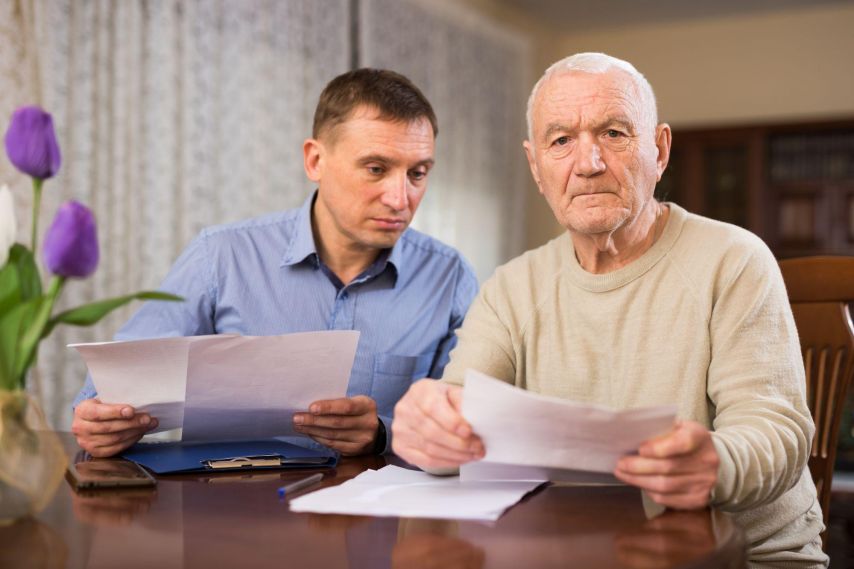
[{"xmin": 74, "ymin": 192, "xmax": 478, "ymax": 452}]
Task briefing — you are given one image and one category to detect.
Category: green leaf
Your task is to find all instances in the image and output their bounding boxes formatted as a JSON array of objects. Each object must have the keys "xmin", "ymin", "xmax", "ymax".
[
  {"xmin": 0, "ymin": 243, "xmax": 42, "ymax": 319},
  {"xmin": 0, "ymin": 303, "xmax": 24, "ymax": 389},
  {"xmin": 15, "ymin": 277, "xmax": 62, "ymax": 381},
  {"xmin": 7, "ymin": 243, "xmax": 42, "ymax": 300},
  {"xmin": 42, "ymin": 291, "xmax": 183, "ymax": 337},
  {"xmin": 0, "ymin": 297, "xmax": 41, "ymax": 390},
  {"xmin": 0, "ymin": 261, "xmax": 22, "ymax": 317}
]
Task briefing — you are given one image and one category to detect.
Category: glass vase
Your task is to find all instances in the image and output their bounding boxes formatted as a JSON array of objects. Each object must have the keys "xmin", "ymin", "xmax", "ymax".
[{"xmin": 0, "ymin": 390, "xmax": 67, "ymax": 524}]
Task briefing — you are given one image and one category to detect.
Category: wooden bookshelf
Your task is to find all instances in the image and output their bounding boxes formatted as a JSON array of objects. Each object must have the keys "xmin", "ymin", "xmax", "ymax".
[{"xmin": 657, "ymin": 119, "xmax": 854, "ymax": 259}]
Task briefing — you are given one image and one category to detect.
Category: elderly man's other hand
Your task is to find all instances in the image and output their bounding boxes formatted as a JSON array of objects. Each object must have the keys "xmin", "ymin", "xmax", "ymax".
[
  {"xmin": 613, "ymin": 421, "xmax": 719, "ymax": 510},
  {"xmin": 72, "ymin": 399, "xmax": 157, "ymax": 458},
  {"xmin": 293, "ymin": 395, "xmax": 379, "ymax": 456},
  {"xmin": 391, "ymin": 379, "xmax": 485, "ymax": 470}
]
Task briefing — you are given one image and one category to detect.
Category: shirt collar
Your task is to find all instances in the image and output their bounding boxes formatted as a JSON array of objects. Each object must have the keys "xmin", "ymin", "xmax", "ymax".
[
  {"xmin": 386, "ymin": 237, "xmax": 403, "ymax": 284},
  {"xmin": 280, "ymin": 190, "xmax": 402, "ymax": 286},
  {"xmin": 281, "ymin": 192, "xmax": 321, "ymax": 268},
  {"xmin": 369, "ymin": 247, "xmax": 398, "ymax": 285}
]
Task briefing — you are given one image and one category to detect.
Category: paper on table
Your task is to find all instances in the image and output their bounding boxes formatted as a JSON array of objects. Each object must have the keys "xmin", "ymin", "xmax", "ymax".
[
  {"xmin": 181, "ymin": 331, "xmax": 359, "ymax": 442},
  {"xmin": 288, "ymin": 465, "xmax": 544, "ymax": 521},
  {"xmin": 460, "ymin": 370, "xmax": 676, "ymax": 481},
  {"xmin": 70, "ymin": 335, "xmax": 231, "ymax": 432}
]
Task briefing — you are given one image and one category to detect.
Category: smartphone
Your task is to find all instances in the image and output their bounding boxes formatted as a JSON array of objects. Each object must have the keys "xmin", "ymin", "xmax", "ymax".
[{"xmin": 67, "ymin": 457, "xmax": 157, "ymax": 490}]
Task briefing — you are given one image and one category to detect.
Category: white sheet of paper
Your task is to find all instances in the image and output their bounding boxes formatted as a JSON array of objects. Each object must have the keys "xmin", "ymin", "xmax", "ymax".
[
  {"xmin": 70, "ymin": 331, "xmax": 358, "ymax": 441},
  {"xmin": 70, "ymin": 335, "xmax": 229, "ymax": 431},
  {"xmin": 288, "ymin": 465, "xmax": 544, "ymax": 521},
  {"xmin": 460, "ymin": 370, "xmax": 676, "ymax": 481},
  {"xmin": 181, "ymin": 331, "xmax": 359, "ymax": 441}
]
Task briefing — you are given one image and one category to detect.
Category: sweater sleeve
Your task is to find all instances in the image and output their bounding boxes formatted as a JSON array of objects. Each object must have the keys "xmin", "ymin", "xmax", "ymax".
[
  {"xmin": 439, "ymin": 273, "xmax": 518, "ymax": 387},
  {"xmin": 706, "ymin": 236, "xmax": 813, "ymax": 511}
]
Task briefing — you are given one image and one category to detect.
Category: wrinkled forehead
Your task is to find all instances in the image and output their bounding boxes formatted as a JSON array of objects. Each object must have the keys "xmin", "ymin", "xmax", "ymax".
[{"xmin": 531, "ymin": 69, "xmax": 648, "ymax": 135}]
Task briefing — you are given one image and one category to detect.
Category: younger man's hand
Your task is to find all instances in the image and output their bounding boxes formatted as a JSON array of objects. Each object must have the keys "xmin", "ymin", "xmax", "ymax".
[{"xmin": 293, "ymin": 395, "xmax": 380, "ymax": 455}]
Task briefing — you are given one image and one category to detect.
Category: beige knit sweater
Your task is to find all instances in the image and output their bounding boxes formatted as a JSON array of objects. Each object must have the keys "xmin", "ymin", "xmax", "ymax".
[{"xmin": 443, "ymin": 203, "xmax": 827, "ymax": 566}]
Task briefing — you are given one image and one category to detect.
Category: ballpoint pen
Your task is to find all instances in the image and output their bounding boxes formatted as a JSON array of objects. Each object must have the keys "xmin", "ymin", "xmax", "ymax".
[{"xmin": 277, "ymin": 472, "xmax": 324, "ymax": 499}]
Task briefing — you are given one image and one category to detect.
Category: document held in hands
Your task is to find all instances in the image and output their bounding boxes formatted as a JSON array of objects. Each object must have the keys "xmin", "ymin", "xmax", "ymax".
[
  {"xmin": 70, "ymin": 331, "xmax": 360, "ymax": 441},
  {"xmin": 460, "ymin": 369, "xmax": 677, "ymax": 482}
]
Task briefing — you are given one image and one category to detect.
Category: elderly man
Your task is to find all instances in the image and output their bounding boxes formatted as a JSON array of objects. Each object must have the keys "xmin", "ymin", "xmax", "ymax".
[
  {"xmin": 392, "ymin": 53, "xmax": 826, "ymax": 566},
  {"xmin": 72, "ymin": 69, "xmax": 477, "ymax": 459}
]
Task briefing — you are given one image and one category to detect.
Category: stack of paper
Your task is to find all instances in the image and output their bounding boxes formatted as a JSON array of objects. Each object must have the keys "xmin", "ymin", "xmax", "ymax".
[
  {"xmin": 460, "ymin": 370, "xmax": 677, "ymax": 482},
  {"xmin": 288, "ymin": 466, "xmax": 544, "ymax": 521}
]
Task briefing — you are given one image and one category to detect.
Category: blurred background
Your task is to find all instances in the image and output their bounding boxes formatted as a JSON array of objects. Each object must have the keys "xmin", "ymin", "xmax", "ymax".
[{"xmin": 1, "ymin": 0, "xmax": 853, "ymax": 525}]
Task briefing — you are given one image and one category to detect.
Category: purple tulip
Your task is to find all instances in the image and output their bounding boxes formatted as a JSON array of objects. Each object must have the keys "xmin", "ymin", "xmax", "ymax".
[
  {"xmin": 42, "ymin": 201, "xmax": 99, "ymax": 278},
  {"xmin": 4, "ymin": 106, "xmax": 62, "ymax": 179}
]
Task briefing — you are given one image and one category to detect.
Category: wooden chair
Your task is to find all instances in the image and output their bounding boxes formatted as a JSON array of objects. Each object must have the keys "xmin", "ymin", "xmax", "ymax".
[{"xmin": 779, "ymin": 256, "xmax": 854, "ymax": 545}]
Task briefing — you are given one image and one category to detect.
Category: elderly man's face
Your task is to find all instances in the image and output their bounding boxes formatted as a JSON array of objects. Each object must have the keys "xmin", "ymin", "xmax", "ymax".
[{"xmin": 524, "ymin": 70, "xmax": 669, "ymax": 237}]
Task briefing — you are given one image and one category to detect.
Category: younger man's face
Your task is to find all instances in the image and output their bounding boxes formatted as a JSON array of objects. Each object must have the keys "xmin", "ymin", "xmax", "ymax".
[{"xmin": 306, "ymin": 105, "xmax": 435, "ymax": 252}]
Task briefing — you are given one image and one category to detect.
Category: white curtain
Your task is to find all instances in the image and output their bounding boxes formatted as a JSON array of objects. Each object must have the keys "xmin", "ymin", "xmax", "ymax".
[
  {"xmin": 360, "ymin": 0, "xmax": 531, "ymax": 282},
  {"xmin": 0, "ymin": 0, "xmax": 532, "ymax": 429},
  {"xmin": 0, "ymin": 0, "xmax": 349, "ymax": 428}
]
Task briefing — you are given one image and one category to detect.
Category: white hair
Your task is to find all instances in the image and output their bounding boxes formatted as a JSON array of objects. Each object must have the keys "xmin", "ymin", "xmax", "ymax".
[{"xmin": 525, "ymin": 52, "xmax": 658, "ymax": 143}]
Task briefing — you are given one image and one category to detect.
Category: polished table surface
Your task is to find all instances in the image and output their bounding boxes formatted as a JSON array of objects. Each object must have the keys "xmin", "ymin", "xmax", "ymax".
[{"xmin": 4, "ymin": 437, "xmax": 746, "ymax": 569}]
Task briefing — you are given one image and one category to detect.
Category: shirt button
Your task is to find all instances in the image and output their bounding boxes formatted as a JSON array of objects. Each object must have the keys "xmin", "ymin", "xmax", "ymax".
[{"xmin": 341, "ymin": 292, "xmax": 349, "ymax": 299}]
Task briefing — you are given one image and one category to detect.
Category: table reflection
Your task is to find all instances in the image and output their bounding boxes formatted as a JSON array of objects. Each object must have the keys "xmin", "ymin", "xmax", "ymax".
[
  {"xmin": 0, "ymin": 517, "xmax": 67, "ymax": 569},
  {"xmin": 393, "ymin": 519, "xmax": 484, "ymax": 569},
  {"xmin": 71, "ymin": 487, "xmax": 157, "ymax": 526},
  {"xmin": 393, "ymin": 533, "xmax": 485, "ymax": 569},
  {"xmin": 614, "ymin": 510, "xmax": 717, "ymax": 569},
  {"xmin": 383, "ymin": 510, "xmax": 721, "ymax": 569}
]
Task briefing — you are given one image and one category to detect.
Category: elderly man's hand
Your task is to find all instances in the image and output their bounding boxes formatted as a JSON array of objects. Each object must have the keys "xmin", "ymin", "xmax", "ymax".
[
  {"xmin": 72, "ymin": 399, "xmax": 157, "ymax": 458},
  {"xmin": 614, "ymin": 421, "xmax": 719, "ymax": 510},
  {"xmin": 391, "ymin": 379, "xmax": 485, "ymax": 470},
  {"xmin": 293, "ymin": 396, "xmax": 379, "ymax": 456}
]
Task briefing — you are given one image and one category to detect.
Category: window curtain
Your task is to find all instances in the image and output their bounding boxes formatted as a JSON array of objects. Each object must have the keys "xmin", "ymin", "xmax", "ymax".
[{"xmin": 0, "ymin": 0, "xmax": 350, "ymax": 428}]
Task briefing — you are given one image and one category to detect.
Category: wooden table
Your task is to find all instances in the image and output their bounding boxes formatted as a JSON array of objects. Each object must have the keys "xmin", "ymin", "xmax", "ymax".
[{"xmin": 2, "ymin": 441, "xmax": 746, "ymax": 569}]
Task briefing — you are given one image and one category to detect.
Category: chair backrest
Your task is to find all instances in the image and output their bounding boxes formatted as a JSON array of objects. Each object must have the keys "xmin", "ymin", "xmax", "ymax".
[{"xmin": 779, "ymin": 256, "xmax": 854, "ymax": 543}]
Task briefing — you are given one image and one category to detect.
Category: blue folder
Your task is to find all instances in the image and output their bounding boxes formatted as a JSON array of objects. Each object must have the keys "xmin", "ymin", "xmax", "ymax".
[{"xmin": 121, "ymin": 439, "xmax": 338, "ymax": 474}]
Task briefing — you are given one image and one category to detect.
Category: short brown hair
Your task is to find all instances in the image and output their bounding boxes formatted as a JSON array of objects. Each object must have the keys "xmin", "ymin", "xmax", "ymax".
[{"xmin": 312, "ymin": 68, "xmax": 438, "ymax": 140}]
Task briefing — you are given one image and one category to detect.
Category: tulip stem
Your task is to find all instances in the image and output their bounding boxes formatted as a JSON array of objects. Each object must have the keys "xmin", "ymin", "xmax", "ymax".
[
  {"xmin": 31, "ymin": 178, "xmax": 43, "ymax": 253},
  {"xmin": 13, "ymin": 275, "xmax": 65, "ymax": 387},
  {"xmin": 46, "ymin": 274, "xmax": 64, "ymax": 302}
]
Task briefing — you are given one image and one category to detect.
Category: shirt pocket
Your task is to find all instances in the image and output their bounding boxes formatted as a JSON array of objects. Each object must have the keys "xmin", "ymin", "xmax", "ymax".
[{"xmin": 372, "ymin": 352, "xmax": 434, "ymax": 416}]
